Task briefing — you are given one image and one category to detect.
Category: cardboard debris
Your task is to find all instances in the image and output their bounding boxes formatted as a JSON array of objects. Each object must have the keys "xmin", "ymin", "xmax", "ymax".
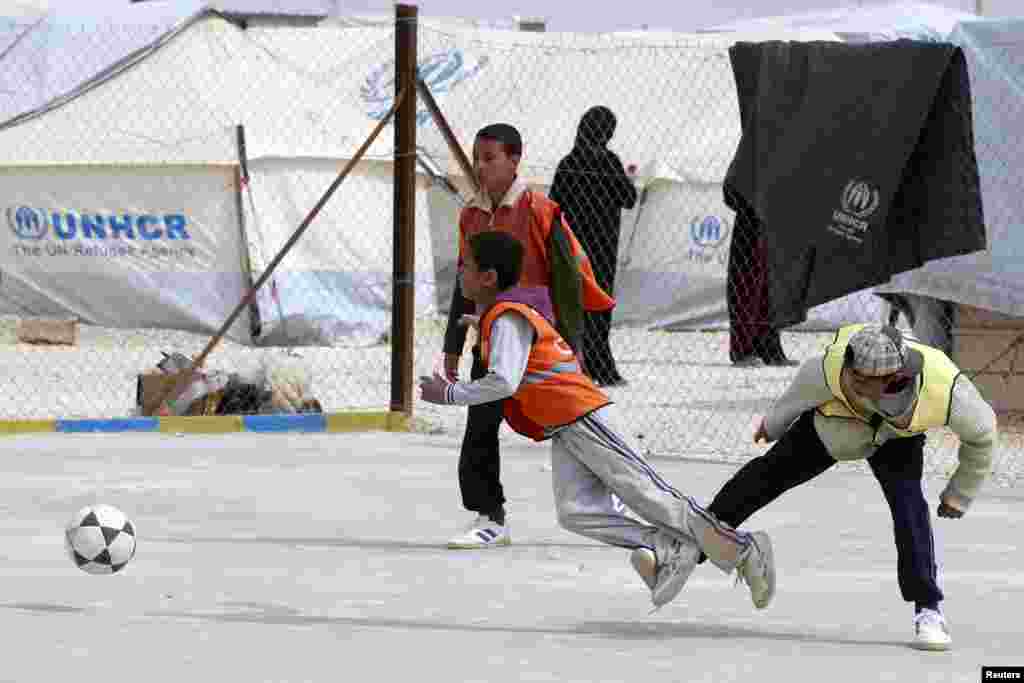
[
  {"xmin": 16, "ymin": 318, "xmax": 78, "ymax": 346},
  {"xmin": 137, "ymin": 371, "xmax": 206, "ymax": 417}
]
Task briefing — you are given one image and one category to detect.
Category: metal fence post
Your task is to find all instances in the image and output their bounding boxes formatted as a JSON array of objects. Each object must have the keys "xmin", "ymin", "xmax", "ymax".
[{"xmin": 391, "ymin": 3, "xmax": 418, "ymax": 416}]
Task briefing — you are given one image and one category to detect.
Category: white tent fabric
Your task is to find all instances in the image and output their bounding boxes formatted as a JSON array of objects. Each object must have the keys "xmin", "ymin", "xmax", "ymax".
[
  {"xmin": 0, "ymin": 12, "xmax": 437, "ymax": 344},
  {"xmin": 2, "ymin": 165, "xmax": 249, "ymax": 336},
  {"xmin": 5, "ymin": 4, "xmax": 1009, "ymax": 346},
  {"xmin": 18, "ymin": 6, "xmax": 1006, "ymax": 342},
  {"xmin": 403, "ymin": 23, "xmax": 841, "ymax": 329},
  {"xmin": 0, "ymin": 2, "xmax": 205, "ymax": 124},
  {"xmin": 875, "ymin": 18, "xmax": 1024, "ymax": 317},
  {"xmin": 1, "ymin": 9, "xmax": 845, "ymax": 344},
  {"xmin": 702, "ymin": 2, "xmax": 978, "ymax": 42}
]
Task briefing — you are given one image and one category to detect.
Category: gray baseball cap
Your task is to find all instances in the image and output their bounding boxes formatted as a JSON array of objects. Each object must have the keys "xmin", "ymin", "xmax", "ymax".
[{"xmin": 846, "ymin": 325, "xmax": 924, "ymax": 378}]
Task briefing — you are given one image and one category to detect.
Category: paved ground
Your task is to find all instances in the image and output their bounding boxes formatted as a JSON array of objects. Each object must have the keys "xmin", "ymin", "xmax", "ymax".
[{"xmin": 1, "ymin": 430, "xmax": 1021, "ymax": 682}]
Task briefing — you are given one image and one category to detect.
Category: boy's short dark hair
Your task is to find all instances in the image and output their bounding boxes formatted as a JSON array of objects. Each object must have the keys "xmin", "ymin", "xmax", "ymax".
[
  {"xmin": 475, "ymin": 123, "xmax": 522, "ymax": 158},
  {"xmin": 468, "ymin": 231, "xmax": 523, "ymax": 291}
]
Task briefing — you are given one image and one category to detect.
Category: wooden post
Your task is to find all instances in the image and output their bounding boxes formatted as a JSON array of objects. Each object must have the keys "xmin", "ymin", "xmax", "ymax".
[
  {"xmin": 416, "ymin": 77, "xmax": 478, "ymax": 196},
  {"xmin": 234, "ymin": 124, "xmax": 262, "ymax": 340},
  {"xmin": 144, "ymin": 90, "xmax": 409, "ymax": 416},
  {"xmin": 391, "ymin": 4, "xmax": 418, "ymax": 415}
]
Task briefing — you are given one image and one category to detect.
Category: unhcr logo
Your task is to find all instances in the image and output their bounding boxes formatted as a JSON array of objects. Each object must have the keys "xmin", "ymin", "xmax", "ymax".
[
  {"xmin": 4, "ymin": 206, "xmax": 190, "ymax": 241},
  {"xmin": 841, "ymin": 179, "xmax": 880, "ymax": 219},
  {"xmin": 363, "ymin": 48, "xmax": 489, "ymax": 125},
  {"xmin": 828, "ymin": 179, "xmax": 880, "ymax": 244},
  {"xmin": 690, "ymin": 215, "xmax": 730, "ymax": 248},
  {"xmin": 6, "ymin": 207, "xmax": 48, "ymax": 240},
  {"xmin": 5, "ymin": 207, "xmax": 191, "ymax": 241}
]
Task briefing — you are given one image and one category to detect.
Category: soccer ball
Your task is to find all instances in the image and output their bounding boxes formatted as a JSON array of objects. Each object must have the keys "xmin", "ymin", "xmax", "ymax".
[{"xmin": 64, "ymin": 504, "xmax": 137, "ymax": 575}]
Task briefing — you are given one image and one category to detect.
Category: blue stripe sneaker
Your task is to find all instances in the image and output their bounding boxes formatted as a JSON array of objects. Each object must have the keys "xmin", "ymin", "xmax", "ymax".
[{"xmin": 447, "ymin": 515, "xmax": 511, "ymax": 549}]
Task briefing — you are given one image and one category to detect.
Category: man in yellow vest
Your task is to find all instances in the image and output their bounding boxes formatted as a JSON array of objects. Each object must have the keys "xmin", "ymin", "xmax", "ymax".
[
  {"xmin": 421, "ymin": 230, "xmax": 776, "ymax": 612},
  {"xmin": 696, "ymin": 324, "xmax": 997, "ymax": 651}
]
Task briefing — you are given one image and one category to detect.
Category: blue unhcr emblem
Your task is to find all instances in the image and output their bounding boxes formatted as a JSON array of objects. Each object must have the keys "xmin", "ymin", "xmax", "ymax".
[
  {"xmin": 690, "ymin": 215, "xmax": 730, "ymax": 249},
  {"xmin": 362, "ymin": 48, "xmax": 489, "ymax": 124},
  {"xmin": 7, "ymin": 206, "xmax": 48, "ymax": 240}
]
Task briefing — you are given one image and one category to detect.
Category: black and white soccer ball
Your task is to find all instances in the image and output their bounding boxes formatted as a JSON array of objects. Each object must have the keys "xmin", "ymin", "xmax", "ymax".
[{"xmin": 64, "ymin": 504, "xmax": 137, "ymax": 575}]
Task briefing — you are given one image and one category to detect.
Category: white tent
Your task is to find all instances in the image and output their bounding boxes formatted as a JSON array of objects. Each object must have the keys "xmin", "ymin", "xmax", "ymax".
[
  {"xmin": 875, "ymin": 18, "xmax": 1024, "ymax": 317},
  {"xmin": 0, "ymin": 10, "xmax": 443, "ymax": 344},
  {"xmin": 405, "ymin": 22, "xmax": 843, "ymax": 329},
  {"xmin": 701, "ymin": 2, "xmax": 978, "ymax": 41},
  {"xmin": 1, "ymin": 7, "xmax": 845, "ymax": 343}
]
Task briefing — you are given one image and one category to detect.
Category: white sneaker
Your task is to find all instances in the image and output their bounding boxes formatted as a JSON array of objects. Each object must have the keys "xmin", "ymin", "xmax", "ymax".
[
  {"xmin": 446, "ymin": 515, "xmax": 511, "ymax": 549},
  {"xmin": 736, "ymin": 531, "xmax": 775, "ymax": 609},
  {"xmin": 630, "ymin": 547, "xmax": 657, "ymax": 591},
  {"xmin": 912, "ymin": 609, "xmax": 952, "ymax": 651},
  {"xmin": 631, "ymin": 534, "xmax": 700, "ymax": 610}
]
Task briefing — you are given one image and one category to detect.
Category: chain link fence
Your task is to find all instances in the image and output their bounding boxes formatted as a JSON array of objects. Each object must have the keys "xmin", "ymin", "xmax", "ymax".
[
  {"xmin": 0, "ymin": 10, "xmax": 1020, "ymax": 488},
  {"xmin": 0, "ymin": 12, "xmax": 426, "ymax": 420}
]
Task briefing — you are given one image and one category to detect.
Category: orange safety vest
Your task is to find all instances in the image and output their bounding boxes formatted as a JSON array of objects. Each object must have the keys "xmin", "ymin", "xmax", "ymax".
[
  {"xmin": 479, "ymin": 300, "xmax": 612, "ymax": 441},
  {"xmin": 459, "ymin": 191, "xmax": 615, "ymax": 313}
]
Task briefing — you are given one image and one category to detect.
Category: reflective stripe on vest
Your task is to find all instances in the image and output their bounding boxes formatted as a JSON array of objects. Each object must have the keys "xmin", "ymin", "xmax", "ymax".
[
  {"xmin": 480, "ymin": 301, "xmax": 610, "ymax": 440},
  {"xmin": 522, "ymin": 360, "xmax": 582, "ymax": 384}
]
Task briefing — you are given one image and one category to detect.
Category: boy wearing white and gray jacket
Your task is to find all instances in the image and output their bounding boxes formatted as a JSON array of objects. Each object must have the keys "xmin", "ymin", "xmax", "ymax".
[{"xmin": 697, "ymin": 324, "xmax": 996, "ymax": 652}]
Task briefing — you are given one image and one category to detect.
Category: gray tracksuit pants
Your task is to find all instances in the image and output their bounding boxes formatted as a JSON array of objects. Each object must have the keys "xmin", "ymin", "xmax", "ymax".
[{"xmin": 550, "ymin": 406, "xmax": 752, "ymax": 573}]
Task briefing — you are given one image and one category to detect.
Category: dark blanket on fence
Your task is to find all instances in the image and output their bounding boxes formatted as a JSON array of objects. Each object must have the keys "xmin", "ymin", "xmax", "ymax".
[{"xmin": 723, "ymin": 40, "xmax": 986, "ymax": 328}]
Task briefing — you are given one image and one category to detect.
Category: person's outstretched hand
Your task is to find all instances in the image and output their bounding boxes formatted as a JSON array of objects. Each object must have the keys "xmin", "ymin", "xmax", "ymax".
[
  {"xmin": 937, "ymin": 499, "xmax": 964, "ymax": 519},
  {"xmin": 419, "ymin": 371, "xmax": 453, "ymax": 405}
]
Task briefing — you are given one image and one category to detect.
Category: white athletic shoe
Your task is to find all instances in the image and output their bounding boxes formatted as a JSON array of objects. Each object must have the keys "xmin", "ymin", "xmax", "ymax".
[
  {"xmin": 446, "ymin": 515, "xmax": 511, "ymax": 549},
  {"xmin": 631, "ymin": 534, "xmax": 700, "ymax": 610},
  {"xmin": 736, "ymin": 531, "xmax": 775, "ymax": 609},
  {"xmin": 630, "ymin": 547, "xmax": 657, "ymax": 591},
  {"xmin": 912, "ymin": 609, "xmax": 952, "ymax": 651}
]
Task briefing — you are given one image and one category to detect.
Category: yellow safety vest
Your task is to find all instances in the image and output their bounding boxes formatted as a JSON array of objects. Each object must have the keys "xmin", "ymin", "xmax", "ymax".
[{"xmin": 819, "ymin": 323, "xmax": 960, "ymax": 436}]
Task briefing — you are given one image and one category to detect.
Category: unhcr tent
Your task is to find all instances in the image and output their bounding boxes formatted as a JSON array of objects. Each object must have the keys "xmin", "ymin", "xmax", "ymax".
[
  {"xmin": 701, "ymin": 2, "xmax": 978, "ymax": 41},
  {"xmin": 406, "ymin": 22, "xmax": 841, "ymax": 329},
  {"xmin": 1, "ymin": 5, "xmax": 843, "ymax": 343},
  {"xmin": 0, "ymin": 8, "xmax": 441, "ymax": 344},
  {"xmin": 875, "ymin": 18, "xmax": 1024, "ymax": 318}
]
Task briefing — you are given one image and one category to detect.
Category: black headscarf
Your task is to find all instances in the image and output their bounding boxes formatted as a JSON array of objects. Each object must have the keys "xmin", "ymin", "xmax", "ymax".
[
  {"xmin": 575, "ymin": 106, "xmax": 617, "ymax": 149},
  {"xmin": 550, "ymin": 106, "xmax": 637, "ymax": 286}
]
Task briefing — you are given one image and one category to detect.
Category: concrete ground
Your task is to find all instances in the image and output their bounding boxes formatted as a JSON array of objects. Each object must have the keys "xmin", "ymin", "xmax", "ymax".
[{"xmin": 1, "ymin": 431, "xmax": 1021, "ymax": 682}]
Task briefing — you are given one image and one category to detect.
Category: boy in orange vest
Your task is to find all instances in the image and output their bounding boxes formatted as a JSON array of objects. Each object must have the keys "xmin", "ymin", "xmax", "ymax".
[
  {"xmin": 423, "ymin": 231, "xmax": 776, "ymax": 611},
  {"xmin": 442, "ymin": 123, "xmax": 615, "ymax": 549}
]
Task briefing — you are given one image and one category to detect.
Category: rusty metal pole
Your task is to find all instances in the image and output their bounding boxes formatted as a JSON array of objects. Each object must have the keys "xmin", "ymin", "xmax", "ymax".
[{"xmin": 391, "ymin": 4, "xmax": 418, "ymax": 416}]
